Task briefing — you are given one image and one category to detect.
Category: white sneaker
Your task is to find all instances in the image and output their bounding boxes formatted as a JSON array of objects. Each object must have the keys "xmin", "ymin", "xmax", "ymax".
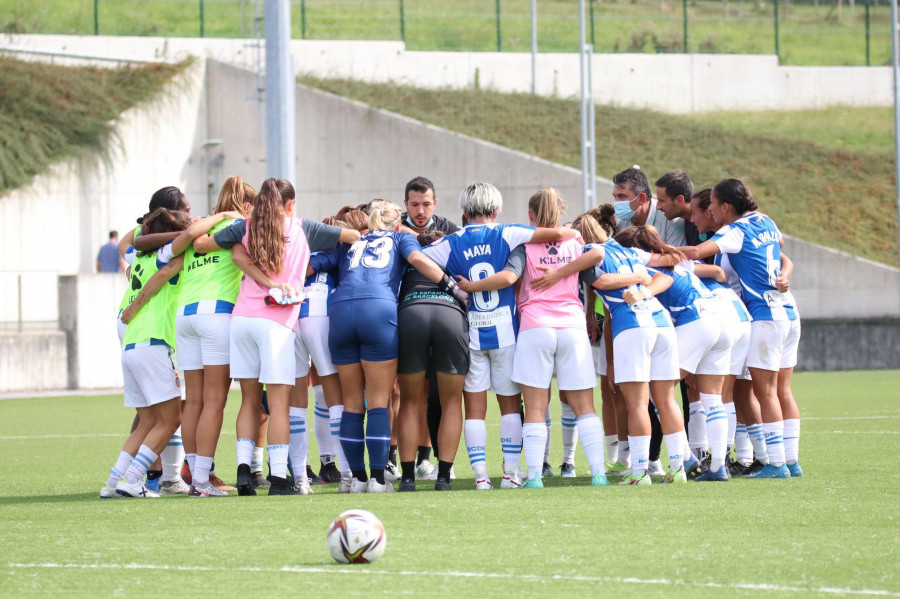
[
  {"xmin": 475, "ymin": 476, "xmax": 492, "ymax": 490},
  {"xmin": 99, "ymin": 483, "xmax": 120, "ymax": 499},
  {"xmin": 159, "ymin": 478, "xmax": 191, "ymax": 495},
  {"xmin": 385, "ymin": 462, "xmax": 401, "ymax": 481},
  {"xmin": 189, "ymin": 481, "xmax": 228, "ymax": 497},
  {"xmin": 648, "ymin": 460, "xmax": 665, "ymax": 477},
  {"xmin": 293, "ymin": 478, "xmax": 314, "ymax": 495},
  {"xmin": 116, "ymin": 479, "xmax": 160, "ymax": 498},
  {"xmin": 367, "ymin": 478, "xmax": 394, "ymax": 493},
  {"xmin": 339, "ymin": 473, "xmax": 353, "ymax": 494},
  {"xmin": 501, "ymin": 467, "xmax": 523, "ymax": 489},
  {"xmin": 350, "ymin": 477, "xmax": 368, "ymax": 494},
  {"xmin": 416, "ymin": 459, "xmax": 437, "ymax": 481}
]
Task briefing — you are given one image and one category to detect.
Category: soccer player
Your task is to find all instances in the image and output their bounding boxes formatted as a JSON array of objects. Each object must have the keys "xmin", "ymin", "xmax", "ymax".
[
  {"xmin": 422, "ymin": 182, "xmax": 576, "ymax": 489},
  {"xmin": 681, "ymin": 179, "xmax": 802, "ymax": 478}
]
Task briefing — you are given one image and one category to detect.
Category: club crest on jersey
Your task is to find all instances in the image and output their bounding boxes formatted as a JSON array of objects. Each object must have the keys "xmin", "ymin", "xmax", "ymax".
[{"xmin": 463, "ymin": 244, "xmax": 491, "ymax": 260}]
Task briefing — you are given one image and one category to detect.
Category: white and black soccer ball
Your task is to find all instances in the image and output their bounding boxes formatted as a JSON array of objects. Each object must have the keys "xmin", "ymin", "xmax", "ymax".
[{"xmin": 327, "ymin": 509, "xmax": 386, "ymax": 564}]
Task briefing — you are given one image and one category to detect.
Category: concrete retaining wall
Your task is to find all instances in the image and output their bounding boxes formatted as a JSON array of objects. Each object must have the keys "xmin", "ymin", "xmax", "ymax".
[
  {"xmin": 798, "ymin": 319, "xmax": 900, "ymax": 371},
  {"xmin": 0, "ymin": 330, "xmax": 67, "ymax": 392}
]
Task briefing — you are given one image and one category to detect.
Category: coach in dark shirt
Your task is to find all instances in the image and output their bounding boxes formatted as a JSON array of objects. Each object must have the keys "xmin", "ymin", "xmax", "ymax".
[{"xmin": 401, "ymin": 176, "xmax": 460, "ymax": 235}]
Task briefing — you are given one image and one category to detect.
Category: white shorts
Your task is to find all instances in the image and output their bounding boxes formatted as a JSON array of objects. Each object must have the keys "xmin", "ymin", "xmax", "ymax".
[
  {"xmin": 675, "ymin": 316, "xmax": 730, "ymax": 376},
  {"xmin": 513, "ymin": 327, "xmax": 597, "ymax": 391},
  {"xmin": 592, "ymin": 341, "xmax": 608, "ymax": 377},
  {"xmin": 730, "ymin": 320, "xmax": 752, "ymax": 379},
  {"xmin": 464, "ymin": 345, "xmax": 520, "ymax": 396},
  {"xmin": 296, "ymin": 316, "xmax": 337, "ymax": 377},
  {"xmin": 229, "ymin": 315, "xmax": 297, "ymax": 385},
  {"xmin": 176, "ymin": 313, "xmax": 231, "ymax": 371},
  {"xmin": 747, "ymin": 319, "xmax": 801, "ymax": 371},
  {"xmin": 122, "ymin": 345, "xmax": 181, "ymax": 408},
  {"xmin": 613, "ymin": 326, "xmax": 680, "ymax": 384},
  {"xmin": 116, "ymin": 313, "xmax": 126, "ymax": 345}
]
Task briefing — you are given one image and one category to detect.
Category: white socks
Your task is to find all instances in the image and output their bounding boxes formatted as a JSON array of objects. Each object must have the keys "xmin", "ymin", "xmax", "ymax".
[
  {"xmin": 251, "ymin": 447, "xmax": 265, "ymax": 474},
  {"xmin": 465, "ymin": 419, "xmax": 488, "ymax": 477},
  {"xmin": 193, "ymin": 455, "xmax": 214, "ymax": 486},
  {"xmin": 575, "ymin": 414, "xmax": 605, "ymax": 477},
  {"xmin": 543, "ymin": 406, "xmax": 552, "ymax": 462},
  {"xmin": 688, "ymin": 401, "xmax": 709, "ymax": 454},
  {"xmin": 522, "ymin": 422, "xmax": 547, "ymax": 480},
  {"xmin": 725, "ymin": 402, "xmax": 737, "ymax": 448},
  {"xmin": 289, "ymin": 407, "xmax": 309, "ymax": 481},
  {"xmin": 236, "ymin": 438, "xmax": 255, "ymax": 467},
  {"xmin": 561, "ymin": 403, "xmax": 579, "ymax": 465},
  {"xmin": 499, "ymin": 414, "xmax": 523, "ymax": 471},
  {"xmin": 700, "ymin": 393, "xmax": 728, "ymax": 472},
  {"xmin": 107, "ymin": 451, "xmax": 133, "ymax": 487},
  {"xmin": 628, "ymin": 435, "xmax": 650, "ymax": 476},
  {"xmin": 664, "ymin": 431, "xmax": 685, "ymax": 472},
  {"xmin": 763, "ymin": 421, "xmax": 786, "ymax": 467},
  {"xmin": 268, "ymin": 444, "xmax": 290, "ymax": 479},
  {"xmin": 312, "ymin": 385, "xmax": 334, "ymax": 459},
  {"xmin": 125, "ymin": 445, "xmax": 158, "ymax": 485},
  {"xmin": 734, "ymin": 423, "xmax": 753, "ymax": 464},
  {"xmin": 604, "ymin": 435, "xmax": 617, "ymax": 465},
  {"xmin": 783, "ymin": 418, "xmax": 800, "ymax": 464},
  {"xmin": 746, "ymin": 423, "xmax": 769, "ymax": 464},
  {"xmin": 160, "ymin": 426, "xmax": 184, "ymax": 482},
  {"xmin": 618, "ymin": 438, "xmax": 631, "ymax": 468},
  {"xmin": 329, "ymin": 405, "xmax": 351, "ymax": 475}
]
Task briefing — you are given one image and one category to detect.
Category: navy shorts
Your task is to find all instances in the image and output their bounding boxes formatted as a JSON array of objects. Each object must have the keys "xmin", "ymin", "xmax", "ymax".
[{"xmin": 328, "ymin": 298, "xmax": 399, "ymax": 364}]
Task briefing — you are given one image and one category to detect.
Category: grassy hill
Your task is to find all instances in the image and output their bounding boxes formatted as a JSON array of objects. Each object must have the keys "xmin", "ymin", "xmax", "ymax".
[
  {"xmin": 0, "ymin": 56, "xmax": 189, "ymax": 196},
  {"xmin": 302, "ymin": 76, "xmax": 897, "ymax": 266}
]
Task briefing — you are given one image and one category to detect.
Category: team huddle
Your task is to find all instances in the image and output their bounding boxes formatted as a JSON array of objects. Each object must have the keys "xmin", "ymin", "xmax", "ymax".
[{"xmin": 100, "ymin": 168, "xmax": 803, "ymax": 498}]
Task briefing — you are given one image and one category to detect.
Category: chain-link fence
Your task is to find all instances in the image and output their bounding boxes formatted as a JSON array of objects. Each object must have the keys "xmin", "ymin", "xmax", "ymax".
[{"xmin": 1, "ymin": 0, "xmax": 892, "ymax": 66}]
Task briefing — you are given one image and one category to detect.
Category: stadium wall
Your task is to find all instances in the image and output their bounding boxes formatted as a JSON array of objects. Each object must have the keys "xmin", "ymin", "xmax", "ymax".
[{"xmin": 2, "ymin": 34, "xmax": 891, "ymax": 113}]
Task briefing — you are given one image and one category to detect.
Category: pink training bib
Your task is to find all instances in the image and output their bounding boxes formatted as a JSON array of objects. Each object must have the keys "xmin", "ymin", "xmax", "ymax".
[{"xmin": 518, "ymin": 237, "xmax": 585, "ymax": 331}]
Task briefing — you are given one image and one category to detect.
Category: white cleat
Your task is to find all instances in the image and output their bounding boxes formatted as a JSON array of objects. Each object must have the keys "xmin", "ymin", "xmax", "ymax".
[
  {"xmin": 647, "ymin": 460, "xmax": 665, "ymax": 477},
  {"xmin": 384, "ymin": 462, "xmax": 401, "ymax": 481},
  {"xmin": 349, "ymin": 477, "xmax": 368, "ymax": 494},
  {"xmin": 116, "ymin": 479, "xmax": 160, "ymax": 498},
  {"xmin": 339, "ymin": 473, "xmax": 353, "ymax": 494},
  {"xmin": 501, "ymin": 467, "xmax": 523, "ymax": 489},
  {"xmin": 367, "ymin": 478, "xmax": 394, "ymax": 493},
  {"xmin": 99, "ymin": 483, "xmax": 120, "ymax": 499},
  {"xmin": 416, "ymin": 459, "xmax": 438, "ymax": 481},
  {"xmin": 475, "ymin": 476, "xmax": 493, "ymax": 490},
  {"xmin": 189, "ymin": 481, "xmax": 228, "ymax": 497},
  {"xmin": 159, "ymin": 478, "xmax": 191, "ymax": 495},
  {"xmin": 293, "ymin": 478, "xmax": 314, "ymax": 495}
]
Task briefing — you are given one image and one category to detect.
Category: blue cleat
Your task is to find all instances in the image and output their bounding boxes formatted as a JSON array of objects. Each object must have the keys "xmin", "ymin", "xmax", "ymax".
[
  {"xmin": 145, "ymin": 476, "xmax": 160, "ymax": 493},
  {"xmin": 591, "ymin": 472, "xmax": 610, "ymax": 487},
  {"xmin": 787, "ymin": 462, "xmax": 804, "ymax": 477},
  {"xmin": 521, "ymin": 476, "xmax": 544, "ymax": 489},
  {"xmin": 683, "ymin": 454, "xmax": 702, "ymax": 479},
  {"xmin": 748, "ymin": 463, "xmax": 791, "ymax": 479},
  {"xmin": 695, "ymin": 465, "xmax": 730, "ymax": 482}
]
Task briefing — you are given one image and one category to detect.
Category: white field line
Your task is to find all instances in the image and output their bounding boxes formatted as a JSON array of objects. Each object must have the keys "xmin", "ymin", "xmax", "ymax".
[{"xmin": 5, "ymin": 562, "xmax": 899, "ymax": 597}]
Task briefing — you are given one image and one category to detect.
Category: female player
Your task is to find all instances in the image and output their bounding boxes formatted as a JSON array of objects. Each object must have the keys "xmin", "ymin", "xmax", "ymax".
[
  {"xmin": 458, "ymin": 188, "xmax": 610, "ymax": 488},
  {"xmin": 310, "ymin": 201, "xmax": 465, "ymax": 493},
  {"xmin": 680, "ymin": 179, "xmax": 802, "ymax": 478},
  {"xmin": 207, "ymin": 178, "xmax": 357, "ymax": 495}
]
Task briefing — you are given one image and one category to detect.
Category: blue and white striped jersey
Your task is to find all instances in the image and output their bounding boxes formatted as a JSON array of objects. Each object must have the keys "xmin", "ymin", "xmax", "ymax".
[
  {"xmin": 423, "ymin": 223, "xmax": 535, "ymax": 350},
  {"xmin": 648, "ymin": 263, "xmax": 715, "ymax": 327},
  {"xmin": 711, "ymin": 213, "xmax": 798, "ymax": 322},
  {"xmin": 299, "ymin": 259, "xmax": 335, "ymax": 319},
  {"xmin": 700, "ymin": 277, "xmax": 751, "ymax": 323}
]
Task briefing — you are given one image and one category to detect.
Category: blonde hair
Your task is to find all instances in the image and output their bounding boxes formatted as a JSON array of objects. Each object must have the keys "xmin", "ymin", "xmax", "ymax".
[
  {"xmin": 528, "ymin": 187, "xmax": 566, "ymax": 228},
  {"xmin": 247, "ymin": 178, "xmax": 294, "ymax": 275},
  {"xmin": 573, "ymin": 212, "xmax": 608, "ymax": 245},
  {"xmin": 214, "ymin": 176, "xmax": 257, "ymax": 217},
  {"xmin": 367, "ymin": 200, "xmax": 403, "ymax": 231}
]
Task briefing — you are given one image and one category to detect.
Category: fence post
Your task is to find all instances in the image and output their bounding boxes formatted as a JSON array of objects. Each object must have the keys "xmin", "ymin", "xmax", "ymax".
[
  {"xmin": 399, "ymin": 0, "xmax": 405, "ymax": 43},
  {"xmin": 301, "ymin": 0, "xmax": 307, "ymax": 39},
  {"xmin": 683, "ymin": 0, "xmax": 688, "ymax": 52},
  {"xmin": 865, "ymin": 0, "xmax": 871, "ymax": 66},
  {"xmin": 199, "ymin": 0, "xmax": 205, "ymax": 37},
  {"xmin": 774, "ymin": 0, "xmax": 780, "ymax": 62},
  {"xmin": 94, "ymin": 0, "xmax": 99, "ymax": 35},
  {"xmin": 589, "ymin": 0, "xmax": 596, "ymax": 48},
  {"xmin": 495, "ymin": 0, "xmax": 502, "ymax": 51}
]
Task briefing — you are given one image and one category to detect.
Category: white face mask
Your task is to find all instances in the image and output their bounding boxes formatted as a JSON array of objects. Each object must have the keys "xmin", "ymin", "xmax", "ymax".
[{"xmin": 614, "ymin": 198, "xmax": 636, "ymax": 221}]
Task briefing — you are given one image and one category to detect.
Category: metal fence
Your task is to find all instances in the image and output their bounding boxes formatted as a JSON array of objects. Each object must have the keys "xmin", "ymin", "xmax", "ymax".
[{"xmin": 1, "ymin": 0, "xmax": 892, "ymax": 66}]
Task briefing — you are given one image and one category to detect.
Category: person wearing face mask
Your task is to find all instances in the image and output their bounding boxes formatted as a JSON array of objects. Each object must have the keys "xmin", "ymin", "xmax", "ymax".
[{"xmin": 612, "ymin": 167, "xmax": 686, "ymax": 248}]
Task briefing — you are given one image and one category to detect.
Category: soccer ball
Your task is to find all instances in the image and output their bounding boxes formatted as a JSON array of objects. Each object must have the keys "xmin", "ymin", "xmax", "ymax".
[{"xmin": 327, "ymin": 509, "xmax": 386, "ymax": 564}]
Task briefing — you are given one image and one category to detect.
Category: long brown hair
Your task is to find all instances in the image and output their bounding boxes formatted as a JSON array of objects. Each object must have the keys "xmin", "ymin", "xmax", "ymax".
[
  {"xmin": 214, "ymin": 176, "xmax": 257, "ymax": 217},
  {"xmin": 614, "ymin": 225, "xmax": 685, "ymax": 262},
  {"xmin": 338, "ymin": 209, "xmax": 368, "ymax": 232},
  {"xmin": 137, "ymin": 208, "xmax": 192, "ymax": 256},
  {"xmin": 573, "ymin": 205, "xmax": 617, "ymax": 245},
  {"xmin": 528, "ymin": 187, "xmax": 566, "ymax": 228},
  {"xmin": 248, "ymin": 178, "xmax": 294, "ymax": 274}
]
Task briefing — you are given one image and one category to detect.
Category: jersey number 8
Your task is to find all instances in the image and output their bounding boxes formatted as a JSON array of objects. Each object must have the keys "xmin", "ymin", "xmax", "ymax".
[{"xmin": 468, "ymin": 263, "xmax": 500, "ymax": 311}]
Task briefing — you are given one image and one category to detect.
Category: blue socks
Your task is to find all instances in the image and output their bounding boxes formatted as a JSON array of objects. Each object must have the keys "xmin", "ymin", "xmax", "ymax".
[
  {"xmin": 366, "ymin": 407, "xmax": 391, "ymax": 480},
  {"xmin": 339, "ymin": 411, "xmax": 367, "ymax": 474}
]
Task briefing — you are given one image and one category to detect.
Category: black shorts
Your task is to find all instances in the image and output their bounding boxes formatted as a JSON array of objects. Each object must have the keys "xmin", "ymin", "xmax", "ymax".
[{"xmin": 397, "ymin": 303, "xmax": 469, "ymax": 375}]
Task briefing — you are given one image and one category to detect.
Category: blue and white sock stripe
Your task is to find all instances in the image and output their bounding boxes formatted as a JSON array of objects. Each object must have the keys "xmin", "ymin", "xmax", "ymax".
[
  {"xmin": 764, "ymin": 435, "xmax": 784, "ymax": 446},
  {"xmin": 366, "ymin": 435, "xmax": 392, "ymax": 442},
  {"xmin": 134, "ymin": 451, "xmax": 155, "ymax": 470},
  {"xmin": 167, "ymin": 435, "xmax": 183, "ymax": 448},
  {"xmin": 467, "ymin": 450, "xmax": 486, "ymax": 465},
  {"xmin": 736, "ymin": 424, "xmax": 748, "ymax": 434},
  {"xmin": 561, "ymin": 416, "xmax": 578, "ymax": 428},
  {"xmin": 314, "ymin": 406, "xmax": 330, "ymax": 419},
  {"xmin": 339, "ymin": 436, "xmax": 365, "ymax": 444},
  {"xmin": 705, "ymin": 412, "xmax": 728, "ymax": 423},
  {"xmin": 501, "ymin": 443, "xmax": 522, "ymax": 456},
  {"xmin": 267, "ymin": 444, "xmax": 289, "ymax": 451}
]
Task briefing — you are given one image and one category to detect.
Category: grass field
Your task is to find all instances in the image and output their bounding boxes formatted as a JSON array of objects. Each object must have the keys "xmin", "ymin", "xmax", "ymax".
[
  {"xmin": 0, "ymin": 0, "xmax": 892, "ymax": 66},
  {"xmin": 1, "ymin": 370, "xmax": 898, "ymax": 597}
]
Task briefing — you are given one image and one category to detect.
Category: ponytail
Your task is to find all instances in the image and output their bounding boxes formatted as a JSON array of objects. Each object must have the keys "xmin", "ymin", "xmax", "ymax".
[
  {"xmin": 214, "ymin": 175, "xmax": 257, "ymax": 217},
  {"xmin": 528, "ymin": 187, "xmax": 566, "ymax": 228},
  {"xmin": 247, "ymin": 178, "xmax": 294, "ymax": 275},
  {"xmin": 367, "ymin": 201, "xmax": 403, "ymax": 231},
  {"xmin": 712, "ymin": 179, "xmax": 758, "ymax": 215}
]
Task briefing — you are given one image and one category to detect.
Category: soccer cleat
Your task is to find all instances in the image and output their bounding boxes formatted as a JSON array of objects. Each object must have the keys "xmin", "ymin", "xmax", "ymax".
[
  {"xmin": 787, "ymin": 462, "xmax": 804, "ymax": 477},
  {"xmin": 319, "ymin": 460, "xmax": 341, "ymax": 483},
  {"xmin": 251, "ymin": 471, "xmax": 270, "ymax": 489},
  {"xmin": 100, "ymin": 483, "xmax": 120, "ymax": 499},
  {"xmin": 605, "ymin": 461, "xmax": 629, "ymax": 476},
  {"xmin": 385, "ymin": 462, "xmax": 402, "ymax": 482},
  {"xmin": 684, "ymin": 454, "xmax": 703, "ymax": 479},
  {"xmin": 745, "ymin": 460, "xmax": 765, "ymax": 476},
  {"xmin": 189, "ymin": 481, "xmax": 228, "ymax": 497},
  {"xmin": 434, "ymin": 477, "xmax": 452, "ymax": 491},
  {"xmin": 729, "ymin": 460, "xmax": 753, "ymax": 477},
  {"xmin": 415, "ymin": 459, "xmax": 437, "ymax": 481},
  {"xmin": 338, "ymin": 473, "xmax": 352, "ymax": 494},
  {"xmin": 350, "ymin": 477, "xmax": 368, "ymax": 494},
  {"xmin": 209, "ymin": 473, "xmax": 236, "ymax": 492},
  {"xmin": 367, "ymin": 478, "xmax": 394, "ymax": 493},
  {"xmin": 398, "ymin": 478, "xmax": 416, "ymax": 492},
  {"xmin": 695, "ymin": 465, "xmax": 730, "ymax": 482},
  {"xmin": 542, "ymin": 462, "xmax": 554, "ymax": 478},
  {"xmin": 591, "ymin": 472, "xmax": 610, "ymax": 487},
  {"xmin": 306, "ymin": 465, "xmax": 326, "ymax": 486},
  {"xmin": 619, "ymin": 472, "xmax": 651, "ymax": 486},
  {"xmin": 116, "ymin": 479, "xmax": 160, "ymax": 498},
  {"xmin": 292, "ymin": 478, "xmax": 314, "ymax": 495},
  {"xmin": 475, "ymin": 476, "xmax": 492, "ymax": 490},
  {"xmin": 145, "ymin": 476, "xmax": 160, "ymax": 494},
  {"xmin": 520, "ymin": 476, "xmax": 544, "ymax": 489},
  {"xmin": 647, "ymin": 459, "xmax": 665, "ymax": 476},
  {"xmin": 661, "ymin": 467, "xmax": 687, "ymax": 484},
  {"xmin": 560, "ymin": 462, "xmax": 576, "ymax": 478},
  {"xmin": 236, "ymin": 464, "xmax": 257, "ymax": 496},
  {"xmin": 268, "ymin": 475, "xmax": 303, "ymax": 495},
  {"xmin": 748, "ymin": 463, "xmax": 791, "ymax": 479},
  {"xmin": 159, "ymin": 478, "xmax": 191, "ymax": 495},
  {"xmin": 699, "ymin": 451, "xmax": 712, "ymax": 475},
  {"xmin": 500, "ymin": 467, "xmax": 523, "ymax": 489},
  {"xmin": 180, "ymin": 461, "xmax": 192, "ymax": 485}
]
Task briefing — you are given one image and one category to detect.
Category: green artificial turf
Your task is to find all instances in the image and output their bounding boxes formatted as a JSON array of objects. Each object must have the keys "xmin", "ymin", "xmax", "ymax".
[{"xmin": 1, "ymin": 370, "xmax": 898, "ymax": 597}]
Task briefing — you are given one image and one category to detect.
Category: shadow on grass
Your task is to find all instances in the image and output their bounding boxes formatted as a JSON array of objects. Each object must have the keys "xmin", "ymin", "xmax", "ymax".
[{"xmin": 0, "ymin": 492, "xmax": 155, "ymax": 506}]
